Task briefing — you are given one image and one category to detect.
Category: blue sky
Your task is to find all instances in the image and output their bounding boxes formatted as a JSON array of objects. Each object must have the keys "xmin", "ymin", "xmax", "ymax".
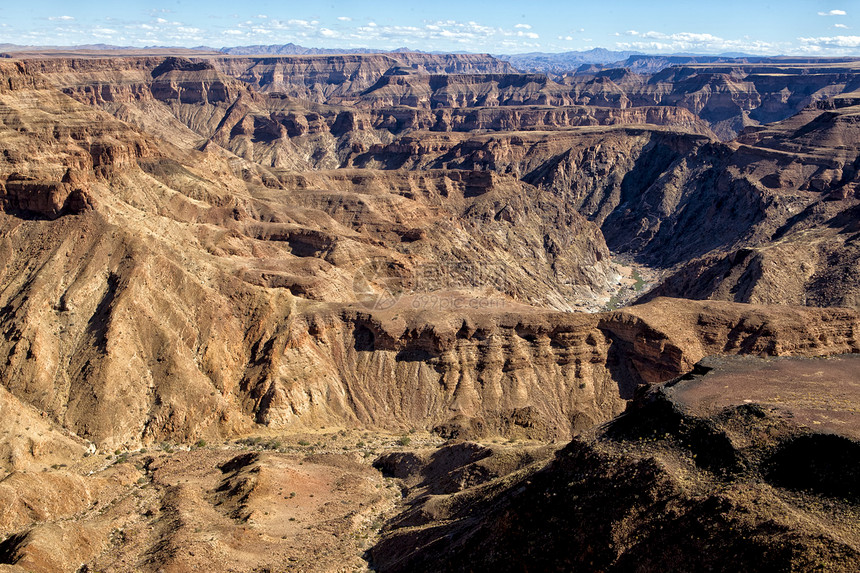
[{"xmin": 2, "ymin": 1, "xmax": 858, "ymax": 55}]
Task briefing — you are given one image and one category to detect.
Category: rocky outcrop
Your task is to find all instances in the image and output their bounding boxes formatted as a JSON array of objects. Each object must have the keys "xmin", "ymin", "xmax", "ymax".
[
  {"xmin": 350, "ymin": 128, "xmax": 762, "ymax": 266},
  {"xmin": 0, "ymin": 64, "xmax": 154, "ymax": 218},
  {"xmin": 0, "ymin": 61, "xmax": 616, "ymax": 448},
  {"xmin": 1, "ymin": 171, "xmax": 95, "ymax": 219},
  {"xmin": 370, "ymin": 355, "xmax": 860, "ymax": 572},
  {"xmin": 364, "ymin": 104, "xmax": 711, "ymax": 133},
  {"xmin": 388, "ymin": 53, "xmax": 518, "ymax": 75},
  {"xmin": 148, "ymin": 57, "xmax": 240, "ymax": 105}
]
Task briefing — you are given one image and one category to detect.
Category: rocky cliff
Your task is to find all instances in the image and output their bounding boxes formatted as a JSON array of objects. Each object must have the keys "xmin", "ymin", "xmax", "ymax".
[
  {"xmin": 207, "ymin": 53, "xmax": 517, "ymax": 103},
  {"xmin": 563, "ymin": 62, "xmax": 860, "ymax": 139}
]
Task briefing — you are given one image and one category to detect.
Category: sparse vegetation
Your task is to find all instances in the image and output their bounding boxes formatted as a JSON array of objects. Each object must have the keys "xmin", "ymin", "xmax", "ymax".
[
  {"xmin": 631, "ymin": 268, "xmax": 646, "ymax": 291},
  {"xmin": 605, "ymin": 292, "xmax": 621, "ymax": 310}
]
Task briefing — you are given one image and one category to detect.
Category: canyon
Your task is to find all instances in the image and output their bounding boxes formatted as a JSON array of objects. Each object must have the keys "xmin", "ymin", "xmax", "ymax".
[{"xmin": 0, "ymin": 50, "xmax": 857, "ymax": 571}]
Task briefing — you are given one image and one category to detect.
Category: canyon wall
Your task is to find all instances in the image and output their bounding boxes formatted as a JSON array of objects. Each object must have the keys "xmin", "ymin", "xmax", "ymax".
[{"xmin": 0, "ymin": 55, "xmax": 858, "ymax": 457}]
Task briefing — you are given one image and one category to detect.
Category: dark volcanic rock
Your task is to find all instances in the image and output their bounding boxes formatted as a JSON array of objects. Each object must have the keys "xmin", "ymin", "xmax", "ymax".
[{"xmin": 370, "ymin": 354, "xmax": 860, "ymax": 573}]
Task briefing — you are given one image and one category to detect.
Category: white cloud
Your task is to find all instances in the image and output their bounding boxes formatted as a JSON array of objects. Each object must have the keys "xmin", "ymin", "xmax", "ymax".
[
  {"xmin": 818, "ymin": 9, "xmax": 847, "ymax": 16},
  {"xmin": 799, "ymin": 34, "xmax": 860, "ymax": 47},
  {"xmin": 48, "ymin": 16, "xmax": 74, "ymax": 21},
  {"xmin": 269, "ymin": 19, "xmax": 318, "ymax": 31},
  {"xmin": 835, "ymin": 23, "xmax": 850, "ymax": 29},
  {"xmin": 616, "ymin": 30, "xmax": 781, "ymax": 54},
  {"xmin": 91, "ymin": 27, "xmax": 118, "ymax": 39},
  {"xmin": 29, "ymin": 14, "xmax": 547, "ymax": 51},
  {"xmin": 342, "ymin": 19, "xmax": 542, "ymax": 49}
]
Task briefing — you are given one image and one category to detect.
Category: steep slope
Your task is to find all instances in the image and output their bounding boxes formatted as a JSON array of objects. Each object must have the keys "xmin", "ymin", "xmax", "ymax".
[
  {"xmin": 348, "ymin": 128, "xmax": 768, "ymax": 265},
  {"xmin": 370, "ymin": 354, "xmax": 860, "ymax": 572},
  {"xmin": 13, "ymin": 53, "xmax": 860, "ymax": 310},
  {"xmin": 642, "ymin": 94, "xmax": 860, "ymax": 306},
  {"xmin": 563, "ymin": 60, "xmax": 860, "ymax": 139},
  {"xmin": 347, "ymin": 111, "xmax": 860, "ymax": 309}
]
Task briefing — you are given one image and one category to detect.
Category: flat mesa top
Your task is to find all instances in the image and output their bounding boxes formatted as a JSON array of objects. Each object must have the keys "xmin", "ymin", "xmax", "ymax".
[{"xmin": 666, "ymin": 354, "xmax": 860, "ymax": 439}]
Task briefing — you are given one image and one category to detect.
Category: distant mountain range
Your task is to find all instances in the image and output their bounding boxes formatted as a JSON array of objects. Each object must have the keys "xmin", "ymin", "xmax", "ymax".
[
  {"xmin": 495, "ymin": 49, "xmax": 643, "ymax": 72},
  {"xmin": 490, "ymin": 50, "xmax": 843, "ymax": 75},
  {"xmin": 217, "ymin": 43, "xmax": 421, "ymax": 56},
  {"xmin": 0, "ymin": 42, "xmax": 415, "ymax": 57},
  {"xmin": 3, "ymin": 42, "xmax": 858, "ymax": 76}
]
